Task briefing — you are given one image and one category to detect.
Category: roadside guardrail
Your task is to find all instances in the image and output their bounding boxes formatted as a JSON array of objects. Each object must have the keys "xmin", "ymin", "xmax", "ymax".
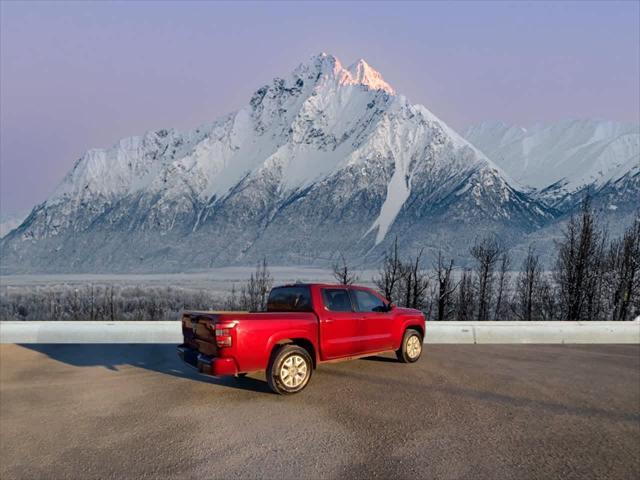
[{"xmin": 1, "ymin": 320, "xmax": 638, "ymax": 344}]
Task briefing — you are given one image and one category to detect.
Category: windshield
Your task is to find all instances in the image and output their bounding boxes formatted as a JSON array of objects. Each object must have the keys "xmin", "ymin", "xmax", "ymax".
[{"xmin": 267, "ymin": 286, "xmax": 313, "ymax": 312}]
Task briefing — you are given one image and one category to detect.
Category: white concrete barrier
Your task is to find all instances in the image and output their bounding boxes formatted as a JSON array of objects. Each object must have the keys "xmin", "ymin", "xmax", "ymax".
[
  {"xmin": 427, "ymin": 321, "xmax": 640, "ymax": 344},
  {"xmin": 423, "ymin": 323, "xmax": 477, "ymax": 344},
  {"xmin": 0, "ymin": 321, "xmax": 181, "ymax": 344},
  {"xmin": 1, "ymin": 320, "xmax": 639, "ymax": 344}
]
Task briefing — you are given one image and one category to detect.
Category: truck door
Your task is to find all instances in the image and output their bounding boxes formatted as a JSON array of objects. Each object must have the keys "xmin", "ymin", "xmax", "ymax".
[
  {"xmin": 350, "ymin": 288, "xmax": 394, "ymax": 353},
  {"xmin": 319, "ymin": 287, "xmax": 365, "ymax": 359}
]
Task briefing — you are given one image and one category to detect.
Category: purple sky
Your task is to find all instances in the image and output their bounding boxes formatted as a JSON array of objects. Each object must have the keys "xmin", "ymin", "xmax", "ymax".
[{"xmin": 1, "ymin": 1, "xmax": 638, "ymax": 214}]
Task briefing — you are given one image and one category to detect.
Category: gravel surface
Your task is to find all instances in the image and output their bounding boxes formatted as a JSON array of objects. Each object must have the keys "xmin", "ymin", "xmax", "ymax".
[{"xmin": 1, "ymin": 344, "xmax": 639, "ymax": 479}]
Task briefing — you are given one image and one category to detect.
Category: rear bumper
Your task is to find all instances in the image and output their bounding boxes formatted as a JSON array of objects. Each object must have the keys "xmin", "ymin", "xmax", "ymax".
[{"xmin": 177, "ymin": 345, "xmax": 238, "ymax": 376}]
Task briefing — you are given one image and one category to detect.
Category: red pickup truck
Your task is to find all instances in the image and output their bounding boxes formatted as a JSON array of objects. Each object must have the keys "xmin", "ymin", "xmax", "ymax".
[{"xmin": 177, "ymin": 283, "xmax": 425, "ymax": 394}]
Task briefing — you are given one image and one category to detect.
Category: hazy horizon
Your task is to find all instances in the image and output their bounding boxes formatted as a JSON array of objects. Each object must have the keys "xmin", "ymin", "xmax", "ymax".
[{"xmin": 1, "ymin": 0, "xmax": 639, "ymax": 213}]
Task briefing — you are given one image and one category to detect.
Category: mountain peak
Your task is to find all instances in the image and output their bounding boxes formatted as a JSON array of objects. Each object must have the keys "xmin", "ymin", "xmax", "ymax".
[
  {"xmin": 346, "ymin": 58, "xmax": 395, "ymax": 94},
  {"xmin": 301, "ymin": 53, "xmax": 395, "ymax": 95}
]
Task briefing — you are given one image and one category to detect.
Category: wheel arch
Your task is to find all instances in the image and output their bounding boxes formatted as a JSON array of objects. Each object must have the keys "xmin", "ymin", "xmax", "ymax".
[
  {"xmin": 269, "ymin": 335, "xmax": 317, "ymax": 369},
  {"xmin": 399, "ymin": 319, "xmax": 425, "ymax": 347},
  {"xmin": 408, "ymin": 322, "xmax": 425, "ymax": 339}
]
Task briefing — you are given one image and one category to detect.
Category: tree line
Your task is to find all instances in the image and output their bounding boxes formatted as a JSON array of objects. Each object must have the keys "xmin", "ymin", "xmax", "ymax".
[{"xmin": 0, "ymin": 284, "xmax": 228, "ymax": 322}]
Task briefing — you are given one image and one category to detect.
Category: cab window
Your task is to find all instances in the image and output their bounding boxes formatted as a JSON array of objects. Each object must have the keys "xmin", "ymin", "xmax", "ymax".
[
  {"xmin": 322, "ymin": 288, "xmax": 353, "ymax": 312},
  {"xmin": 352, "ymin": 289, "xmax": 387, "ymax": 313},
  {"xmin": 267, "ymin": 286, "xmax": 312, "ymax": 312}
]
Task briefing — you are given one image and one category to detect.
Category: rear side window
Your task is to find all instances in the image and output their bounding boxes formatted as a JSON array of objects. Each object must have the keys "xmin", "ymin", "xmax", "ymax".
[
  {"xmin": 322, "ymin": 288, "xmax": 353, "ymax": 312},
  {"xmin": 267, "ymin": 286, "xmax": 312, "ymax": 312},
  {"xmin": 352, "ymin": 289, "xmax": 387, "ymax": 312}
]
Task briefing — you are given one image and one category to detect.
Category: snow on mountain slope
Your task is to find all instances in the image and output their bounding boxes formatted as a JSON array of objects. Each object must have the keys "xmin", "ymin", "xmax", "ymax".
[
  {"xmin": 0, "ymin": 212, "xmax": 27, "ymax": 238},
  {"xmin": 464, "ymin": 119, "xmax": 640, "ymax": 198},
  {"xmin": 1, "ymin": 53, "xmax": 553, "ymax": 273}
]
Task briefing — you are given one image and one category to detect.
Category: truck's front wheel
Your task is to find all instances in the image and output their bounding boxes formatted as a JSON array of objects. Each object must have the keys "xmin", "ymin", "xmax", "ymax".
[
  {"xmin": 267, "ymin": 345, "xmax": 313, "ymax": 395},
  {"xmin": 396, "ymin": 328, "xmax": 423, "ymax": 363}
]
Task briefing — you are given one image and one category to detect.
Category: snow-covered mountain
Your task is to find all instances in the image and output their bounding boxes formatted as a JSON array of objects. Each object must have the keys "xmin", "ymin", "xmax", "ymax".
[
  {"xmin": 1, "ymin": 53, "xmax": 554, "ymax": 273},
  {"xmin": 0, "ymin": 212, "xmax": 27, "ymax": 239},
  {"xmin": 464, "ymin": 120, "xmax": 639, "ymax": 210}
]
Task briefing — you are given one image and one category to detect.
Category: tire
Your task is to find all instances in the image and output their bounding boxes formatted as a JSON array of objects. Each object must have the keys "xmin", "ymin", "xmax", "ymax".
[
  {"xmin": 267, "ymin": 345, "xmax": 313, "ymax": 395},
  {"xmin": 396, "ymin": 328, "xmax": 423, "ymax": 363}
]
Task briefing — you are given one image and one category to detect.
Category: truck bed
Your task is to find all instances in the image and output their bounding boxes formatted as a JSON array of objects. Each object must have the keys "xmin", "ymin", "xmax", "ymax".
[{"xmin": 180, "ymin": 310, "xmax": 319, "ymax": 375}]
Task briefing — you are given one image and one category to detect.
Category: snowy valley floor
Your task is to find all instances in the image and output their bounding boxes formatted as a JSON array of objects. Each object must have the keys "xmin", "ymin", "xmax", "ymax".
[{"xmin": 0, "ymin": 267, "xmax": 378, "ymax": 295}]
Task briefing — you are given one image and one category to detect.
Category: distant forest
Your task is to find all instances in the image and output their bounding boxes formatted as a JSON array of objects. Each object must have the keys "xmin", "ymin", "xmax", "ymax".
[{"xmin": 1, "ymin": 199, "xmax": 638, "ymax": 322}]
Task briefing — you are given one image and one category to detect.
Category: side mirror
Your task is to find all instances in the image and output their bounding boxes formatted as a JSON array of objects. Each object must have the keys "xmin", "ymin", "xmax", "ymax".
[{"xmin": 387, "ymin": 303, "xmax": 396, "ymax": 312}]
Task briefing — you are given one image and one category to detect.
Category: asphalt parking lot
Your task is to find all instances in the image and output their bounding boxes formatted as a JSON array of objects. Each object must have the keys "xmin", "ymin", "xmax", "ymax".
[{"xmin": 1, "ymin": 343, "xmax": 639, "ymax": 480}]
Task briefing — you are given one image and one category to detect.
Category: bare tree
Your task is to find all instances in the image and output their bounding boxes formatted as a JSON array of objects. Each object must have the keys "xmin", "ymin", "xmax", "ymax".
[
  {"xmin": 47, "ymin": 288, "xmax": 58, "ymax": 321},
  {"xmin": 225, "ymin": 284, "xmax": 239, "ymax": 311},
  {"xmin": 255, "ymin": 258, "xmax": 273, "ymax": 311},
  {"xmin": 493, "ymin": 251, "xmax": 511, "ymax": 320},
  {"xmin": 87, "ymin": 284, "xmax": 96, "ymax": 321},
  {"xmin": 456, "ymin": 269, "xmax": 475, "ymax": 321},
  {"xmin": 538, "ymin": 275, "xmax": 557, "ymax": 321},
  {"xmin": 410, "ymin": 251, "xmax": 430, "ymax": 310},
  {"xmin": 470, "ymin": 235, "xmax": 502, "ymax": 321},
  {"xmin": 434, "ymin": 251, "xmax": 457, "ymax": 321},
  {"xmin": 608, "ymin": 216, "xmax": 640, "ymax": 321},
  {"xmin": 397, "ymin": 249, "xmax": 430, "ymax": 310},
  {"xmin": 71, "ymin": 288, "xmax": 81, "ymax": 321},
  {"xmin": 514, "ymin": 245, "xmax": 542, "ymax": 321},
  {"xmin": 374, "ymin": 237, "xmax": 401, "ymax": 303},
  {"xmin": 586, "ymin": 230, "xmax": 608, "ymax": 321},
  {"xmin": 424, "ymin": 283, "xmax": 438, "ymax": 321},
  {"xmin": 332, "ymin": 252, "xmax": 358, "ymax": 285},
  {"xmin": 107, "ymin": 285, "xmax": 115, "ymax": 322},
  {"xmin": 554, "ymin": 197, "xmax": 603, "ymax": 320},
  {"xmin": 239, "ymin": 282, "xmax": 254, "ymax": 311}
]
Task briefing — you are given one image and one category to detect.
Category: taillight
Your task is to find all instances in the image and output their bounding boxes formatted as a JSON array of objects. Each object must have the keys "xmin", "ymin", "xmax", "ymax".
[{"xmin": 214, "ymin": 322, "xmax": 237, "ymax": 348}]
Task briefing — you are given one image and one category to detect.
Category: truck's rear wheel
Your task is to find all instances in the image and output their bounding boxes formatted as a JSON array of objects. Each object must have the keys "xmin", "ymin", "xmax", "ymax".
[
  {"xmin": 396, "ymin": 328, "xmax": 423, "ymax": 363},
  {"xmin": 267, "ymin": 345, "xmax": 313, "ymax": 395}
]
